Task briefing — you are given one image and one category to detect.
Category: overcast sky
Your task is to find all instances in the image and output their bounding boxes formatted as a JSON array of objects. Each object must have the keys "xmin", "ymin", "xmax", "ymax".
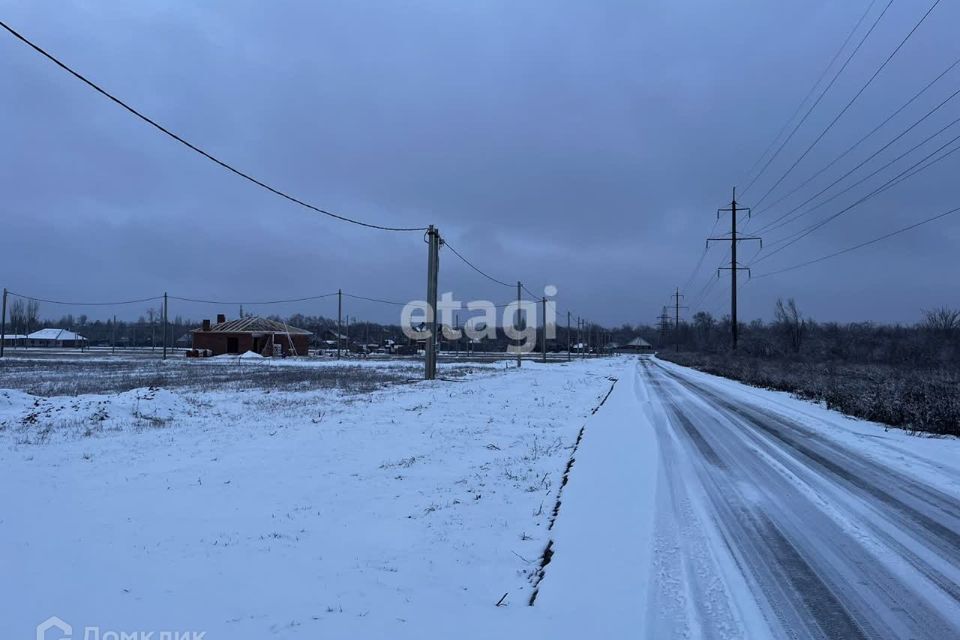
[{"xmin": 2, "ymin": 0, "xmax": 959, "ymax": 326}]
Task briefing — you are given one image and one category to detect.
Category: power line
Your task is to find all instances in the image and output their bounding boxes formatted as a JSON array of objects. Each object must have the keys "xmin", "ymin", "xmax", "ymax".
[
  {"xmin": 680, "ymin": 215, "xmax": 722, "ymax": 294},
  {"xmin": 6, "ymin": 292, "xmax": 162, "ymax": 306},
  {"xmin": 754, "ymin": 0, "xmax": 941, "ymax": 208},
  {"xmin": 169, "ymin": 293, "xmax": 339, "ymax": 306},
  {"xmin": 0, "ymin": 20, "xmax": 427, "ymax": 233},
  {"xmin": 755, "ymin": 203, "xmax": 960, "ymax": 278},
  {"xmin": 756, "ymin": 135, "xmax": 960, "ymax": 263},
  {"xmin": 442, "ymin": 240, "xmax": 550, "ymax": 307},
  {"xmin": 442, "ymin": 241, "xmax": 514, "ymax": 288},
  {"xmin": 754, "ymin": 54, "xmax": 960, "ymax": 220},
  {"xmin": 689, "ymin": 251, "xmax": 728, "ymax": 312},
  {"xmin": 521, "ymin": 284, "xmax": 541, "ymax": 300},
  {"xmin": 342, "ymin": 293, "xmax": 408, "ymax": 306},
  {"xmin": 740, "ymin": 0, "xmax": 879, "ymax": 194},
  {"xmin": 757, "ymin": 107, "xmax": 960, "ymax": 237},
  {"xmin": 741, "ymin": 0, "xmax": 891, "ymax": 198}
]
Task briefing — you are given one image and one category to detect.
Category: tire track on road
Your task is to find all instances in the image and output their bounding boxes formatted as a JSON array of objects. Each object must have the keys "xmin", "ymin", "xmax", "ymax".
[{"xmin": 642, "ymin": 358, "xmax": 960, "ymax": 639}]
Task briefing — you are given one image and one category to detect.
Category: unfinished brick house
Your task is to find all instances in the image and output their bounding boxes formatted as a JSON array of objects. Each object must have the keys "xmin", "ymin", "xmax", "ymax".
[{"xmin": 191, "ymin": 314, "xmax": 311, "ymax": 356}]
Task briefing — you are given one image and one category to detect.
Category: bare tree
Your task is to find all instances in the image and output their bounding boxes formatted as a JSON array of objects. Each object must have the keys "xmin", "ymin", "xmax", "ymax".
[
  {"xmin": 921, "ymin": 307, "xmax": 960, "ymax": 333},
  {"xmin": 8, "ymin": 299, "xmax": 25, "ymax": 336},
  {"xmin": 774, "ymin": 298, "xmax": 804, "ymax": 354},
  {"xmin": 25, "ymin": 300, "xmax": 39, "ymax": 336}
]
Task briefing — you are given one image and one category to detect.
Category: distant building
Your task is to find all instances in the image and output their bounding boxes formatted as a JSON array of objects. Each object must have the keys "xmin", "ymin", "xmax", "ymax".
[
  {"xmin": 619, "ymin": 337, "xmax": 653, "ymax": 353},
  {"xmin": 191, "ymin": 314, "xmax": 311, "ymax": 356},
  {"xmin": 0, "ymin": 333, "xmax": 27, "ymax": 347},
  {"xmin": 26, "ymin": 328, "xmax": 88, "ymax": 348}
]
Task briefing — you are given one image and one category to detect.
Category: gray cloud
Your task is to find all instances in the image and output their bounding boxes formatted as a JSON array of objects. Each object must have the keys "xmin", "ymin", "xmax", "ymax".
[{"xmin": 2, "ymin": 0, "xmax": 959, "ymax": 325}]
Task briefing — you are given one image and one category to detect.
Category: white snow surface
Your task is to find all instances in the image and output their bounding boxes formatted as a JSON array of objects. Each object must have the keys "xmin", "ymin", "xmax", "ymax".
[
  {"xmin": 0, "ymin": 357, "xmax": 621, "ymax": 638},
  {"xmin": 4, "ymin": 354, "xmax": 960, "ymax": 638}
]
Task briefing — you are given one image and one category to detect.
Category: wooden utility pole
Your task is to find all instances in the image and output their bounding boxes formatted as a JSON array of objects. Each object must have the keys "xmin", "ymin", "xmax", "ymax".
[
  {"xmin": 566, "ymin": 311, "xmax": 571, "ymax": 361},
  {"xmin": 672, "ymin": 288, "xmax": 687, "ymax": 353},
  {"xmin": 425, "ymin": 225, "xmax": 440, "ymax": 380},
  {"xmin": 455, "ymin": 312, "xmax": 460, "ymax": 358},
  {"xmin": 0, "ymin": 288, "xmax": 6, "ymax": 358},
  {"xmin": 541, "ymin": 296, "xmax": 547, "ymax": 363},
  {"xmin": 516, "ymin": 281, "xmax": 522, "ymax": 368},
  {"xmin": 112, "ymin": 315, "xmax": 116, "ymax": 355},
  {"xmin": 578, "ymin": 317, "xmax": 584, "ymax": 359},
  {"xmin": 708, "ymin": 187, "xmax": 761, "ymax": 350},
  {"xmin": 162, "ymin": 292, "xmax": 168, "ymax": 359},
  {"xmin": 337, "ymin": 289, "xmax": 342, "ymax": 359}
]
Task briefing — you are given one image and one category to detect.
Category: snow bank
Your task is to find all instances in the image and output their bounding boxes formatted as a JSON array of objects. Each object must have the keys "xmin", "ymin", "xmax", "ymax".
[
  {"xmin": 534, "ymin": 358, "xmax": 660, "ymax": 634},
  {"xmin": 0, "ymin": 387, "xmax": 193, "ymax": 442}
]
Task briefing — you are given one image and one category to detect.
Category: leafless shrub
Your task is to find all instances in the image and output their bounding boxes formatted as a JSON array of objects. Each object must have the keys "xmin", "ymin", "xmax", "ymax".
[{"xmin": 662, "ymin": 352, "xmax": 960, "ymax": 437}]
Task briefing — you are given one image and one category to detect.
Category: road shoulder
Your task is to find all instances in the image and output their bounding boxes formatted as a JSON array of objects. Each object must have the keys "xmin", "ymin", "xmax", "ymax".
[{"xmin": 534, "ymin": 357, "xmax": 660, "ymax": 635}]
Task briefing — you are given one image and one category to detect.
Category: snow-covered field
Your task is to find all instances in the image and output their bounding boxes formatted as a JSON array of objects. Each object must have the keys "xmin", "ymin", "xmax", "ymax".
[
  {"xmin": 0, "ymin": 355, "xmax": 620, "ymax": 638},
  {"xmin": 5, "ymin": 353, "xmax": 960, "ymax": 639}
]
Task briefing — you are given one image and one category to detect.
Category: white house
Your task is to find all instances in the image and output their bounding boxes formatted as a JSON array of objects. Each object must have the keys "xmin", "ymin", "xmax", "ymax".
[{"xmin": 27, "ymin": 328, "xmax": 88, "ymax": 348}]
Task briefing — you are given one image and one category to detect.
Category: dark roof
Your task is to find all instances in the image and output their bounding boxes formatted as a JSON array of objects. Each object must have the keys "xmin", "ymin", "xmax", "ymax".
[{"xmin": 192, "ymin": 316, "xmax": 312, "ymax": 335}]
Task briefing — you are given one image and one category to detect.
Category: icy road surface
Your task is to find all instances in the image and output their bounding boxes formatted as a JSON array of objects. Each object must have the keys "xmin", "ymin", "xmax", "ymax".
[{"xmin": 638, "ymin": 357, "xmax": 960, "ymax": 638}]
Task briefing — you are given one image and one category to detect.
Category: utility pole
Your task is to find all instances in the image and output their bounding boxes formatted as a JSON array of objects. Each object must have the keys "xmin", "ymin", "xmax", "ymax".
[
  {"xmin": 708, "ymin": 187, "xmax": 761, "ymax": 350},
  {"xmin": 455, "ymin": 312, "xmax": 460, "ymax": 358},
  {"xmin": 0, "ymin": 288, "xmax": 6, "ymax": 359},
  {"xmin": 578, "ymin": 317, "xmax": 584, "ymax": 359},
  {"xmin": 425, "ymin": 225, "xmax": 440, "ymax": 380},
  {"xmin": 337, "ymin": 289, "xmax": 343, "ymax": 359},
  {"xmin": 672, "ymin": 288, "xmax": 688, "ymax": 353},
  {"xmin": 516, "ymin": 281, "xmax": 522, "ymax": 368},
  {"xmin": 566, "ymin": 310, "xmax": 571, "ymax": 361},
  {"xmin": 658, "ymin": 306, "xmax": 671, "ymax": 349},
  {"xmin": 541, "ymin": 296, "xmax": 547, "ymax": 363},
  {"xmin": 162, "ymin": 292, "xmax": 168, "ymax": 359},
  {"xmin": 112, "ymin": 315, "xmax": 117, "ymax": 355}
]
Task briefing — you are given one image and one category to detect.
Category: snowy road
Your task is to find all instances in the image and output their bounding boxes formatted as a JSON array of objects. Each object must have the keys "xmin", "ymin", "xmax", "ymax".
[{"xmin": 639, "ymin": 357, "xmax": 960, "ymax": 639}]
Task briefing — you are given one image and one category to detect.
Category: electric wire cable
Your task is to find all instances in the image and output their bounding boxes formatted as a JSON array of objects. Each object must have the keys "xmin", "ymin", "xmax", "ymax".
[
  {"xmin": 753, "ymin": 0, "xmax": 941, "ymax": 208},
  {"xmin": 740, "ymin": 0, "xmax": 879, "ymax": 194},
  {"xmin": 757, "ymin": 107, "xmax": 960, "ymax": 237},
  {"xmin": 0, "ymin": 20, "xmax": 427, "ymax": 233},
  {"xmin": 755, "ymin": 203, "xmax": 960, "ymax": 278},
  {"xmin": 754, "ymin": 54, "xmax": 960, "ymax": 220},
  {"xmin": 741, "ymin": 0, "xmax": 892, "ymax": 198},
  {"xmin": 6, "ymin": 292, "xmax": 163, "ymax": 306},
  {"xmin": 756, "ymin": 135, "xmax": 960, "ymax": 264},
  {"xmin": 342, "ymin": 293, "xmax": 409, "ymax": 306},
  {"xmin": 441, "ymin": 241, "xmax": 515, "ymax": 289},
  {"xmin": 169, "ymin": 293, "xmax": 339, "ymax": 305}
]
